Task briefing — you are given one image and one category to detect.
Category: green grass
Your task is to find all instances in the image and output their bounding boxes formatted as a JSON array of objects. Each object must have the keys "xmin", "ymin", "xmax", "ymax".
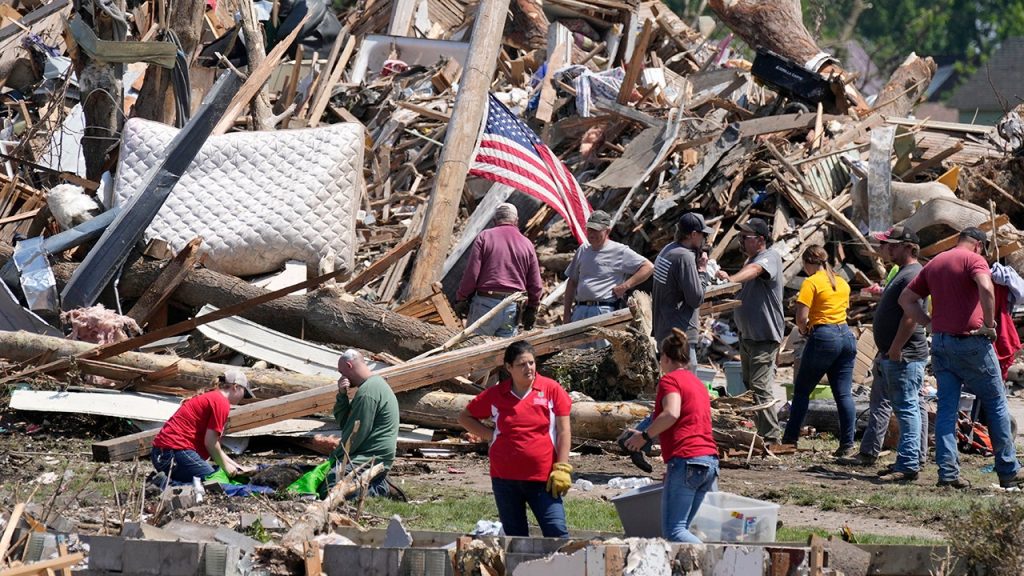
[
  {"xmin": 775, "ymin": 526, "xmax": 944, "ymax": 546},
  {"xmin": 360, "ymin": 482, "xmax": 622, "ymax": 533}
]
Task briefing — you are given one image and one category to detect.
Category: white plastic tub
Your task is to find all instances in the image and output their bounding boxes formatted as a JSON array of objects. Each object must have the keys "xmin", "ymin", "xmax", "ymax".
[{"xmin": 690, "ymin": 491, "xmax": 779, "ymax": 543}]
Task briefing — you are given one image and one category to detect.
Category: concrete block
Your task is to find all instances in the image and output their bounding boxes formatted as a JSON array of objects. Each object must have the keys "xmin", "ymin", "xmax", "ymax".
[
  {"xmin": 706, "ymin": 544, "xmax": 765, "ymax": 576},
  {"xmin": 323, "ymin": 545, "xmax": 402, "ymax": 576},
  {"xmin": 213, "ymin": 527, "xmax": 263, "ymax": 555},
  {"xmin": 162, "ymin": 520, "xmax": 221, "ymax": 542},
  {"xmin": 122, "ymin": 521, "xmax": 180, "ymax": 541},
  {"xmin": 511, "ymin": 548, "xmax": 588, "ymax": 576},
  {"xmin": 85, "ymin": 535, "xmax": 125, "ymax": 572},
  {"xmin": 383, "ymin": 515, "xmax": 413, "ymax": 549},
  {"xmin": 203, "ymin": 542, "xmax": 242, "ymax": 576},
  {"xmin": 399, "ymin": 548, "xmax": 453, "ymax": 576},
  {"xmin": 122, "ymin": 540, "xmax": 204, "ymax": 576}
]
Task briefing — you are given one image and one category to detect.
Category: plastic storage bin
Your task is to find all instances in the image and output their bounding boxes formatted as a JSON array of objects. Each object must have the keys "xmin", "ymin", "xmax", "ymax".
[
  {"xmin": 610, "ymin": 483, "xmax": 664, "ymax": 538},
  {"xmin": 723, "ymin": 361, "xmax": 745, "ymax": 396},
  {"xmin": 782, "ymin": 382, "xmax": 833, "ymax": 401},
  {"xmin": 690, "ymin": 491, "xmax": 779, "ymax": 543}
]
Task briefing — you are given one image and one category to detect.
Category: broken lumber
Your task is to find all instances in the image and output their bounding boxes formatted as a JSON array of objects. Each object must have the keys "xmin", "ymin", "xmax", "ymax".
[
  {"xmin": 0, "ymin": 552, "xmax": 85, "ymax": 576},
  {"xmin": 281, "ymin": 461, "xmax": 384, "ymax": 548},
  {"xmin": 871, "ymin": 53, "xmax": 937, "ymax": 118},
  {"xmin": 90, "ymin": 308, "xmax": 634, "ymax": 461},
  {"xmin": 126, "ymin": 237, "xmax": 204, "ymax": 326}
]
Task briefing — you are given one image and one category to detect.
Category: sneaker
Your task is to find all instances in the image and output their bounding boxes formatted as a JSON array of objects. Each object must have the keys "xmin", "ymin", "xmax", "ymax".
[
  {"xmin": 832, "ymin": 445, "xmax": 857, "ymax": 459},
  {"xmin": 837, "ymin": 453, "xmax": 877, "ymax": 466},
  {"xmin": 878, "ymin": 470, "xmax": 918, "ymax": 483},
  {"xmin": 936, "ymin": 477, "xmax": 971, "ymax": 489},
  {"xmin": 998, "ymin": 470, "xmax": 1024, "ymax": 489}
]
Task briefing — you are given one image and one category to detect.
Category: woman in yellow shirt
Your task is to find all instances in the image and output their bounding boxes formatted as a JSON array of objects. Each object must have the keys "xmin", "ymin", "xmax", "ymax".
[{"xmin": 781, "ymin": 245, "xmax": 858, "ymax": 457}]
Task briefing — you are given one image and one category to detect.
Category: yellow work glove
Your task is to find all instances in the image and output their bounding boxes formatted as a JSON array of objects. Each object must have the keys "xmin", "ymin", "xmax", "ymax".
[{"xmin": 546, "ymin": 462, "xmax": 573, "ymax": 498}]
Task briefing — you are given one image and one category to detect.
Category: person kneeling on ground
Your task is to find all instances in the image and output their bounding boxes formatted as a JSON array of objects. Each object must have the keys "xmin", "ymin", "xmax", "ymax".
[
  {"xmin": 151, "ymin": 369, "xmax": 255, "ymax": 483},
  {"xmin": 458, "ymin": 341, "xmax": 573, "ymax": 537},
  {"xmin": 320, "ymin": 349, "xmax": 401, "ymax": 498},
  {"xmin": 624, "ymin": 329, "xmax": 719, "ymax": 543}
]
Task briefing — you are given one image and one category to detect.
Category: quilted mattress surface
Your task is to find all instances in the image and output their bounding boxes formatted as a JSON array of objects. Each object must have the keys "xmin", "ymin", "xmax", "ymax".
[{"xmin": 112, "ymin": 118, "xmax": 362, "ymax": 276}]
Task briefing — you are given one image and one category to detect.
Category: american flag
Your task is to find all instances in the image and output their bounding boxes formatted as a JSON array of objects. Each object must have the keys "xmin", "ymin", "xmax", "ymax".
[{"xmin": 469, "ymin": 94, "xmax": 592, "ymax": 244}]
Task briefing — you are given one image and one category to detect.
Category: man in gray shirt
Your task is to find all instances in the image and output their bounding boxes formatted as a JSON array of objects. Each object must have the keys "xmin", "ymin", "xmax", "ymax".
[
  {"xmin": 652, "ymin": 212, "xmax": 712, "ymax": 366},
  {"xmin": 564, "ymin": 210, "xmax": 653, "ymax": 346},
  {"xmin": 718, "ymin": 217, "xmax": 784, "ymax": 442}
]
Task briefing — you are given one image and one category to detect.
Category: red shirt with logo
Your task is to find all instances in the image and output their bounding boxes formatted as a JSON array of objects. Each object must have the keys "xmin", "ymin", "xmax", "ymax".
[
  {"xmin": 466, "ymin": 375, "xmax": 571, "ymax": 482},
  {"xmin": 655, "ymin": 370, "xmax": 718, "ymax": 461},
  {"xmin": 152, "ymin": 390, "xmax": 230, "ymax": 459},
  {"xmin": 906, "ymin": 246, "xmax": 990, "ymax": 335}
]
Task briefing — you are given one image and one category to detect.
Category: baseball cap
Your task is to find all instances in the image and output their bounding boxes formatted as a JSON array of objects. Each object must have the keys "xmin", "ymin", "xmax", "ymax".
[
  {"xmin": 872, "ymin": 225, "xmax": 920, "ymax": 245},
  {"xmin": 223, "ymin": 369, "xmax": 255, "ymax": 399},
  {"xmin": 960, "ymin": 227, "xmax": 988, "ymax": 244},
  {"xmin": 586, "ymin": 210, "xmax": 612, "ymax": 231},
  {"xmin": 738, "ymin": 217, "xmax": 771, "ymax": 240},
  {"xmin": 678, "ymin": 212, "xmax": 714, "ymax": 235}
]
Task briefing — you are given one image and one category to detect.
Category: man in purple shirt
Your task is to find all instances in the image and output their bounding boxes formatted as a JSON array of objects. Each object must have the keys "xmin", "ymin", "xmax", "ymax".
[{"xmin": 456, "ymin": 203, "xmax": 544, "ymax": 337}]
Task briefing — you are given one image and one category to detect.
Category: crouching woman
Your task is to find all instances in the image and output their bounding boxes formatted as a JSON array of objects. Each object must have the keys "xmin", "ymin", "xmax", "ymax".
[
  {"xmin": 151, "ymin": 370, "xmax": 254, "ymax": 482},
  {"xmin": 458, "ymin": 341, "xmax": 573, "ymax": 537},
  {"xmin": 624, "ymin": 329, "xmax": 719, "ymax": 542}
]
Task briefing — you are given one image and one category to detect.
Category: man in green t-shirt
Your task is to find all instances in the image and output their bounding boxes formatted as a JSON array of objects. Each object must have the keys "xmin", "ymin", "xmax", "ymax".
[{"xmin": 325, "ymin": 349, "xmax": 400, "ymax": 498}]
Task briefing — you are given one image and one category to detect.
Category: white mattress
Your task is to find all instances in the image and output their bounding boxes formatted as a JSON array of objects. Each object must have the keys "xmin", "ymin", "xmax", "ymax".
[{"xmin": 111, "ymin": 118, "xmax": 362, "ymax": 276}]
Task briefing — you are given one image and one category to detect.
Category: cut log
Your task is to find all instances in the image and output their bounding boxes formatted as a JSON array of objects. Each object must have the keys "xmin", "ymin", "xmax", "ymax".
[
  {"xmin": 0, "ymin": 243, "xmax": 459, "ymax": 359},
  {"xmin": 398, "ymin": 389, "xmax": 650, "ymax": 440},
  {"xmin": 871, "ymin": 53, "xmax": 937, "ymax": 118}
]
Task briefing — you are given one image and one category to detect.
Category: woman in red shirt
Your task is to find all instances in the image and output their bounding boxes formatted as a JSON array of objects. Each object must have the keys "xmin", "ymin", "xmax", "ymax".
[
  {"xmin": 458, "ymin": 341, "xmax": 573, "ymax": 537},
  {"xmin": 625, "ymin": 328, "xmax": 718, "ymax": 542},
  {"xmin": 151, "ymin": 370, "xmax": 254, "ymax": 483}
]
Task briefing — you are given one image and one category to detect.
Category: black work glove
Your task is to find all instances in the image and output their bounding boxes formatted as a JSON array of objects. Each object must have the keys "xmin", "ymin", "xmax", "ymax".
[
  {"xmin": 453, "ymin": 299, "xmax": 470, "ymax": 318},
  {"xmin": 521, "ymin": 305, "xmax": 539, "ymax": 331}
]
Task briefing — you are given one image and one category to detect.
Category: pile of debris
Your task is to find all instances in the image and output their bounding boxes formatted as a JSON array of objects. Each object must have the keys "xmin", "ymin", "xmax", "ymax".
[{"xmin": 2, "ymin": 0, "xmax": 1024, "ymax": 570}]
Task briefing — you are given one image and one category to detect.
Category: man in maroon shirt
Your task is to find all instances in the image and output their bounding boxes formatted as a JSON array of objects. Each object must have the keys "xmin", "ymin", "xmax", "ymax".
[
  {"xmin": 899, "ymin": 227, "xmax": 1023, "ymax": 489},
  {"xmin": 455, "ymin": 203, "xmax": 543, "ymax": 337}
]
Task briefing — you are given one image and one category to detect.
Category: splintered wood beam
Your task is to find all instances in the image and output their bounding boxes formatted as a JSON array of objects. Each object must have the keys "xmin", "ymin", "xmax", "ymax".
[
  {"xmin": 919, "ymin": 214, "xmax": 1008, "ymax": 258},
  {"xmin": 126, "ymin": 237, "xmax": 204, "ymax": 326},
  {"xmin": 344, "ymin": 236, "xmax": 421, "ymax": 293},
  {"xmin": 91, "ymin": 308, "xmax": 634, "ymax": 462},
  {"xmin": 617, "ymin": 19, "xmax": 653, "ymax": 105}
]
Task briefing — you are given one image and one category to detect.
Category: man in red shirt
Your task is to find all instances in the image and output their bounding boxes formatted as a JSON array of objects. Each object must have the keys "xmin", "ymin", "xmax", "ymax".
[
  {"xmin": 899, "ymin": 227, "xmax": 1023, "ymax": 489},
  {"xmin": 456, "ymin": 203, "xmax": 543, "ymax": 337},
  {"xmin": 151, "ymin": 370, "xmax": 254, "ymax": 483}
]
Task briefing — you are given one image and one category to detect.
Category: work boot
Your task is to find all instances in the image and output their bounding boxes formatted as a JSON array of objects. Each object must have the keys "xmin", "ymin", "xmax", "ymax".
[
  {"xmin": 936, "ymin": 477, "xmax": 972, "ymax": 490},
  {"xmin": 998, "ymin": 470, "xmax": 1024, "ymax": 489},
  {"xmin": 617, "ymin": 429, "xmax": 653, "ymax": 473},
  {"xmin": 837, "ymin": 452, "xmax": 877, "ymax": 467},
  {"xmin": 832, "ymin": 444, "xmax": 857, "ymax": 459},
  {"xmin": 876, "ymin": 463, "xmax": 898, "ymax": 476},
  {"xmin": 878, "ymin": 470, "xmax": 918, "ymax": 483}
]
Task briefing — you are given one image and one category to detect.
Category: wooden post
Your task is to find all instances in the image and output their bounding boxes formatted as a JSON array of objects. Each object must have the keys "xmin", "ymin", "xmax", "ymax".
[{"xmin": 404, "ymin": 0, "xmax": 512, "ymax": 301}]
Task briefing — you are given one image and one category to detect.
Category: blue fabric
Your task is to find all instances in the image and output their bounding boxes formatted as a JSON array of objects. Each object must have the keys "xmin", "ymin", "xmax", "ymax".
[
  {"xmin": 469, "ymin": 294, "xmax": 519, "ymax": 337},
  {"xmin": 491, "ymin": 478, "xmax": 569, "ymax": 538},
  {"xmin": 220, "ymin": 483, "xmax": 276, "ymax": 496},
  {"xmin": 878, "ymin": 359, "xmax": 926, "ymax": 472},
  {"xmin": 662, "ymin": 455, "xmax": 718, "ymax": 543},
  {"xmin": 932, "ymin": 334, "xmax": 1020, "ymax": 481},
  {"xmin": 151, "ymin": 447, "xmax": 215, "ymax": 483},
  {"xmin": 571, "ymin": 303, "xmax": 615, "ymax": 349},
  {"xmin": 783, "ymin": 324, "xmax": 858, "ymax": 447}
]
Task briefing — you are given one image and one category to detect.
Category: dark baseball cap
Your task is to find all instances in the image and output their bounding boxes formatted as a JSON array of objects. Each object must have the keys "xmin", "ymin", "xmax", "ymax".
[
  {"xmin": 960, "ymin": 227, "xmax": 988, "ymax": 243},
  {"xmin": 738, "ymin": 217, "xmax": 771, "ymax": 240},
  {"xmin": 678, "ymin": 212, "xmax": 714, "ymax": 235},
  {"xmin": 586, "ymin": 210, "xmax": 612, "ymax": 230},
  {"xmin": 872, "ymin": 225, "xmax": 920, "ymax": 245}
]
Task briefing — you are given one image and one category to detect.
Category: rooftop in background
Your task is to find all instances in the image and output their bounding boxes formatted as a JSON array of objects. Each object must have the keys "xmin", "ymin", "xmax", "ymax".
[{"xmin": 947, "ymin": 37, "xmax": 1024, "ymax": 115}]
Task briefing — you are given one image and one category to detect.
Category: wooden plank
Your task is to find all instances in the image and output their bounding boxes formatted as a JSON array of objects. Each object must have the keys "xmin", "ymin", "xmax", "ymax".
[
  {"xmin": 126, "ymin": 237, "xmax": 204, "ymax": 326},
  {"xmin": 303, "ymin": 540, "xmax": 322, "ymax": 576},
  {"xmin": 919, "ymin": 215, "xmax": 1008, "ymax": 258},
  {"xmin": 212, "ymin": 12, "xmax": 311, "ymax": 135},
  {"xmin": 395, "ymin": 100, "xmax": 451, "ymax": 122},
  {"xmin": 307, "ymin": 33, "xmax": 356, "ymax": 128},
  {"xmin": 617, "ymin": 19, "xmax": 653, "ymax": 105},
  {"xmin": 0, "ymin": 503, "xmax": 24, "ymax": 562},
  {"xmin": 92, "ymin": 308, "xmax": 633, "ymax": 461},
  {"xmin": 0, "ymin": 553, "xmax": 85, "ymax": 576},
  {"xmin": 344, "ymin": 236, "xmax": 421, "ymax": 293}
]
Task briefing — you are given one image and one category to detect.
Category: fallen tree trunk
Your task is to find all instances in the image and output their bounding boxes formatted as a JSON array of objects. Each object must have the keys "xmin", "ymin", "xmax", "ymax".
[
  {"xmin": 397, "ymin": 389, "xmax": 650, "ymax": 440},
  {"xmin": 871, "ymin": 53, "xmax": 937, "ymax": 118},
  {"xmin": 0, "ymin": 330, "xmax": 333, "ymax": 397},
  {"xmin": 0, "ymin": 244, "xmax": 458, "ymax": 359},
  {"xmin": 281, "ymin": 462, "xmax": 384, "ymax": 549}
]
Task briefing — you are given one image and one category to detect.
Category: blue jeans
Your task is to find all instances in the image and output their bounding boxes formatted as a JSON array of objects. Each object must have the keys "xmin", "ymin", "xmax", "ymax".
[
  {"xmin": 469, "ymin": 295, "xmax": 519, "ymax": 337},
  {"xmin": 859, "ymin": 356, "xmax": 929, "ymax": 462},
  {"xmin": 783, "ymin": 324, "xmax": 858, "ymax": 447},
  {"xmin": 571, "ymin": 303, "xmax": 616, "ymax": 349},
  {"xmin": 151, "ymin": 447, "xmax": 216, "ymax": 483},
  {"xmin": 491, "ymin": 478, "xmax": 569, "ymax": 537},
  {"xmin": 878, "ymin": 359, "xmax": 926, "ymax": 472},
  {"xmin": 663, "ymin": 455, "xmax": 718, "ymax": 543},
  {"xmin": 932, "ymin": 334, "xmax": 1020, "ymax": 482}
]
